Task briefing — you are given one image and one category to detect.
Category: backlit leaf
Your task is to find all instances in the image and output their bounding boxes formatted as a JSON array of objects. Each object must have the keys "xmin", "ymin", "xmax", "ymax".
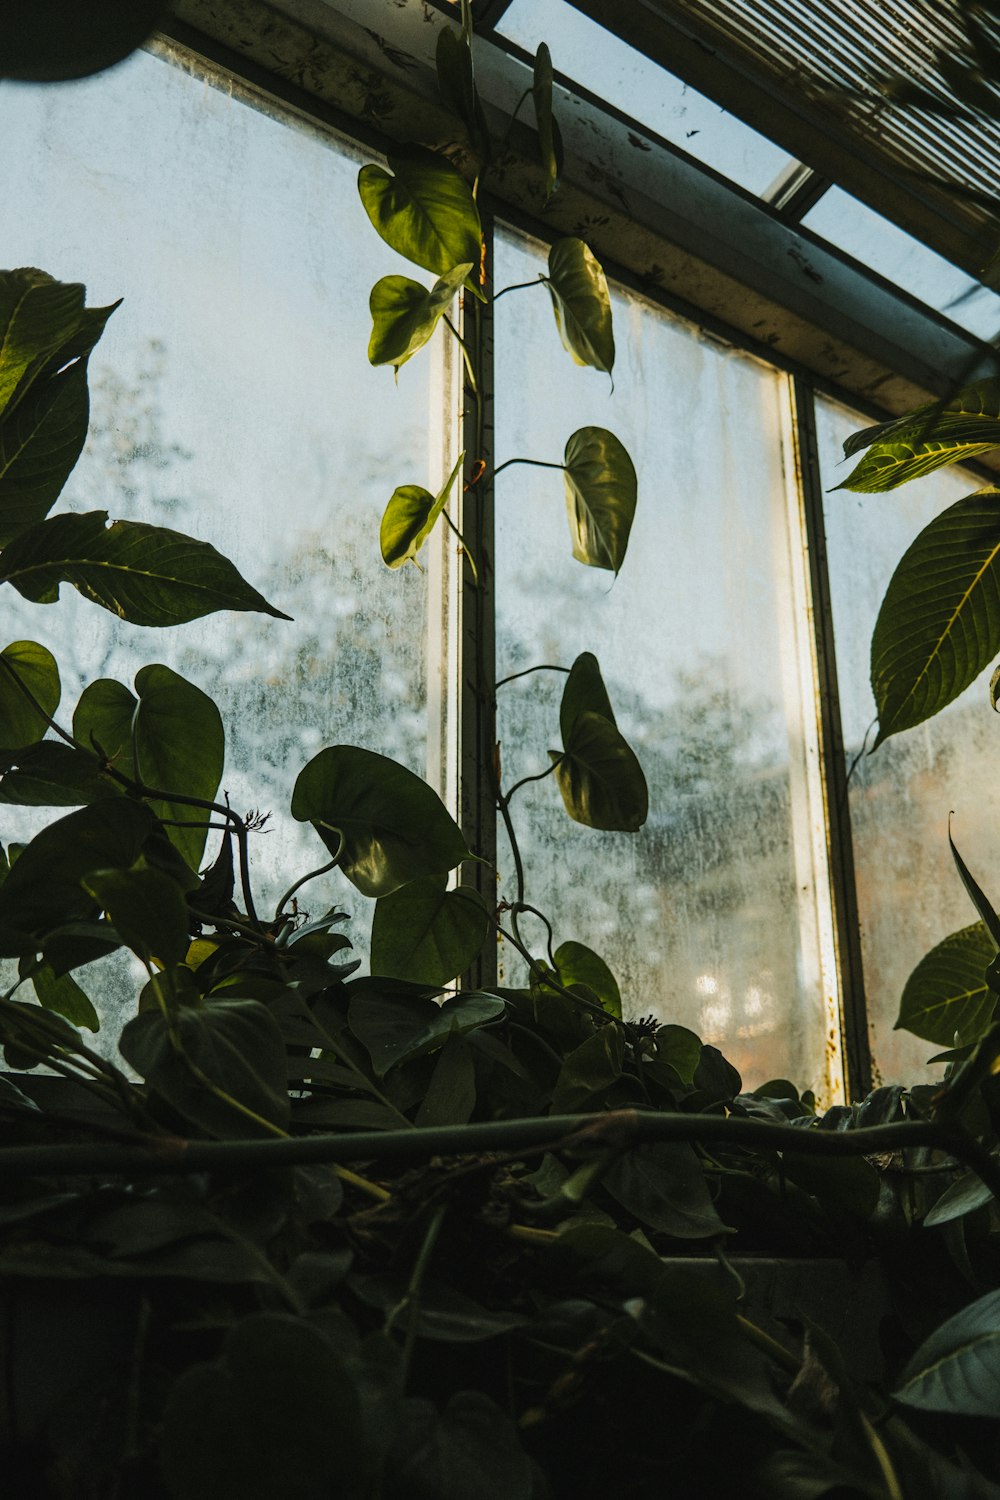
[
  {"xmin": 552, "ymin": 710, "xmax": 648, "ymax": 831},
  {"xmin": 544, "ymin": 238, "xmax": 614, "ymax": 376},
  {"xmin": 0, "ymin": 269, "xmax": 87, "ymax": 417},
  {"xmin": 0, "ymin": 358, "xmax": 90, "ymax": 544},
  {"xmin": 0, "ymin": 639, "xmax": 59, "ymax": 750},
  {"xmin": 563, "ymin": 427, "xmax": 636, "ymax": 573},
  {"xmin": 27, "ymin": 958, "xmax": 99, "ymax": 1031},
  {"xmin": 436, "ymin": 25, "xmax": 491, "ymax": 161},
  {"xmin": 358, "ymin": 148, "xmax": 482, "ymax": 278},
  {"xmin": 895, "ymin": 1288, "xmax": 1000, "ymax": 1415},
  {"xmin": 83, "ymin": 860, "xmax": 190, "ymax": 968},
  {"xmin": 533, "ymin": 43, "xmax": 562, "ymax": 202},
  {"xmin": 896, "ymin": 921, "xmax": 997, "ymax": 1046},
  {"xmin": 0, "ymin": 740, "xmax": 116, "ymax": 807},
  {"xmin": 558, "ymin": 651, "xmax": 615, "ymax": 743},
  {"xmin": 839, "ymin": 377, "xmax": 1000, "ymax": 491},
  {"xmin": 368, "ymin": 264, "xmax": 470, "ymax": 374},
  {"xmin": 381, "ymin": 452, "xmax": 464, "ymax": 569},
  {"xmin": 371, "ymin": 872, "xmax": 490, "ymax": 985},
  {"xmin": 553, "ymin": 940, "xmax": 621, "ymax": 1018}
]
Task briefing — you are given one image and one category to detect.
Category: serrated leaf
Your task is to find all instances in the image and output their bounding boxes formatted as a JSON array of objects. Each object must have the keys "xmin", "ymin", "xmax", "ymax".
[
  {"xmin": 895, "ymin": 1288, "xmax": 1000, "ymax": 1414},
  {"xmin": 871, "ymin": 490, "xmax": 1000, "ymax": 744},
  {"xmin": 0, "ymin": 639, "xmax": 59, "ymax": 750},
  {"xmin": 380, "ymin": 451, "xmax": 464, "ymax": 569},
  {"xmin": 371, "ymin": 873, "xmax": 489, "ymax": 985},
  {"xmin": 358, "ymin": 148, "xmax": 482, "ymax": 278},
  {"xmin": 553, "ymin": 940, "xmax": 621, "ymax": 1018},
  {"xmin": 0, "ymin": 357, "xmax": 90, "ymax": 545},
  {"xmin": 552, "ymin": 709, "xmax": 648, "ymax": 831},
  {"xmin": 533, "ymin": 43, "xmax": 562, "ymax": 202},
  {"xmin": 0, "ymin": 510, "xmax": 289, "ymax": 625},
  {"xmin": 839, "ymin": 377, "xmax": 1000, "ymax": 491},
  {"xmin": 544, "ymin": 239, "xmax": 614, "ymax": 376},
  {"xmin": 292, "ymin": 745, "xmax": 472, "ymax": 898},
  {"xmin": 896, "ymin": 921, "xmax": 998, "ymax": 1046},
  {"xmin": 368, "ymin": 264, "xmax": 470, "ymax": 374},
  {"xmin": 0, "ymin": 1, "xmax": 166, "ymax": 82},
  {"xmin": 563, "ymin": 427, "xmax": 637, "ymax": 572}
]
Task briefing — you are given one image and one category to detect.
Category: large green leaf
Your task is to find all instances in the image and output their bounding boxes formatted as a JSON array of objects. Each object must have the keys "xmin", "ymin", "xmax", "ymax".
[
  {"xmin": 436, "ymin": 23, "xmax": 491, "ymax": 162},
  {"xmin": 0, "ymin": 358, "xmax": 90, "ymax": 545},
  {"xmin": 349, "ymin": 988, "xmax": 505, "ymax": 1077},
  {"xmin": 0, "ymin": 741, "xmax": 117, "ymax": 806},
  {"xmin": 83, "ymin": 860, "xmax": 190, "ymax": 969},
  {"xmin": 558, "ymin": 650, "xmax": 616, "ymax": 743},
  {"xmin": 553, "ymin": 940, "xmax": 622, "ymax": 1018},
  {"xmin": 73, "ymin": 676, "xmax": 136, "ymax": 767},
  {"xmin": 839, "ymin": 378, "xmax": 1000, "ymax": 492},
  {"xmin": 551, "ymin": 1026, "xmax": 624, "ymax": 1112},
  {"xmin": 896, "ymin": 921, "xmax": 997, "ymax": 1046},
  {"xmin": 380, "ymin": 452, "xmax": 464, "ymax": 569},
  {"xmin": 0, "ymin": 269, "xmax": 87, "ymax": 417},
  {"xmin": 0, "ymin": 639, "xmax": 59, "ymax": 750},
  {"xmin": 532, "ymin": 43, "xmax": 562, "ymax": 202},
  {"xmin": 871, "ymin": 491, "xmax": 1000, "ymax": 745},
  {"xmin": 291, "ymin": 745, "xmax": 472, "ymax": 898},
  {"xmin": 544, "ymin": 239, "xmax": 614, "ymax": 376},
  {"xmin": 895, "ymin": 1288, "xmax": 1000, "ymax": 1415},
  {"xmin": 371, "ymin": 873, "xmax": 490, "ymax": 985},
  {"xmin": 563, "ymin": 427, "xmax": 637, "ymax": 573},
  {"xmin": 602, "ymin": 1141, "xmax": 726, "ymax": 1238},
  {"xmin": 26, "ymin": 958, "xmax": 99, "ymax": 1031},
  {"xmin": 358, "ymin": 148, "xmax": 482, "ymax": 278},
  {"xmin": 552, "ymin": 710, "xmax": 648, "ymax": 831},
  {"xmin": 368, "ymin": 264, "xmax": 470, "ymax": 375},
  {"xmin": 0, "ymin": 1, "xmax": 166, "ymax": 81},
  {"xmin": 0, "ymin": 510, "xmax": 290, "ymax": 626}
]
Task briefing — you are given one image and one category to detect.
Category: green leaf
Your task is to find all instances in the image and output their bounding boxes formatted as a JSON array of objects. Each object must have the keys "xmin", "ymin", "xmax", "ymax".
[
  {"xmin": 0, "ymin": 640, "xmax": 59, "ymax": 750},
  {"xmin": 552, "ymin": 710, "xmax": 648, "ymax": 831},
  {"xmin": 436, "ymin": 25, "xmax": 491, "ymax": 161},
  {"xmin": 0, "ymin": 510, "xmax": 290, "ymax": 625},
  {"xmin": 83, "ymin": 860, "xmax": 190, "ymax": 968},
  {"xmin": 924, "ymin": 1171, "xmax": 995, "ymax": 1226},
  {"xmin": 563, "ymin": 426, "xmax": 637, "ymax": 573},
  {"xmin": 0, "ymin": 269, "xmax": 87, "ymax": 417},
  {"xmin": 894, "ymin": 1288, "xmax": 1000, "ymax": 1415},
  {"xmin": 553, "ymin": 940, "xmax": 621, "ymax": 1018},
  {"xmin": 0, "ymin": 740, "xmax": 115, "ymax": 806},
  {"xmin": 544, "ymin": 239, "xmax": 614, "ymax": 376},
  {"xmin": 603, "ymin": 1141, "xmax": 726, "ymax": 1238},
  {"xmin": 291, "ymin": 745, "xmax": 472, "ymax": 898},
  {"xmin": 871, "ymin": 491, "xmax": 1000, "ymax": 744},
  {"xmin": 532, "ymin": 43, "xmax": 562, "ymax": 202},
  {"xmin": 416, "ymin": 1033, "xmax": 477, "ymax": 1126},
  {"xmin": 0, "ymin": 1, "xmax": 166, "ymax": 82},
  {"xmin": 558, "ymin": 650, "xmax": 616, "ymax": 743},
  {"xmin": 349, "ymin": 988, "xmax": 505, "ymax": 1077},
  {"xmin": 120, "ymin": 998, "xmax": 289, "ymax": 1138},
  {"xmin": 371, "ymin": 873, "xmax": 489, "ymax": 985},
  {"xmin": 358, "ymin": 148, "xmax": 482, "ymax": 278},
  {"xmin": 551, "ymin": 1026, "xmax": 624, "ymax": 1112},
  {"xmin": 26, "ymin": 958, "xmax": 99, "ymax": 1031},
  {"xmin": 897, "ymin": 922, "xmax": 998, "ymax": 1046},
  {"xmin": 368, "ymin": 264, "xmax": 470, "ymax": 375},
  {"xmin": 380, "ymin": 451, "xmax": 464, "ymax": 569},
  {"xmin": 839, "ymin": 378, "xmax": 1000, "ymax": 491},
  {"xmin": 655, "ymin": 1024, "xmax": 702, "ymax": 1085},
  {"xmin": 0, "ymin": 357, "xmax": 90, "ymax": 545},
  {"xmin": 0, "ymin": 799, "xmax": 154, "ymax": 956}
]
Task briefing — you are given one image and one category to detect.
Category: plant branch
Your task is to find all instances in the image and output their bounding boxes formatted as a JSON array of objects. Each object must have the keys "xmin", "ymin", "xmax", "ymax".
[
  {"xmin": 493, "ymin": 457, "xmax": 566, "ymax": 480},
  {"xmin": 440, "ymin": 507, "xmax": 480, "ymax": 587},
  {"xmin": 492, "ymin": 278, "xmax": 542, "ymax": 302},
  {"xmin": 275, "ymin": 845, "xmax": 343, "ymax": 920},
  {"xmin": 443, "ymin": 314, "xmax": 479, "ymax": 396},
  {"xmin": 504, "ymin": 755, "xmax": 563, "ymax": 803}
]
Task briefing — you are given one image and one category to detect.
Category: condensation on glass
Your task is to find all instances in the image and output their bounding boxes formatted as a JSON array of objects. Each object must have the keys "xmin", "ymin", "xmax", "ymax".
[
  {"xmin": 818, "ymin": 396, "xmax": 1000, "ymax": 1084},
  {"xmin": 492, "ymin": 224, "xmax": 839, "ymax": 1096},
  {"xmin": 0, "ymin": 43, "xmax": 450, "ymax": 1043}
]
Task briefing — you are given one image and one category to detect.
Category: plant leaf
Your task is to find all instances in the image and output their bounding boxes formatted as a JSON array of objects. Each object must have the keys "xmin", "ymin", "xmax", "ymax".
[
  {"xmin": 0, "ymin": 740, "xmax": 116, "ymax": 807},
  {"xmin": 563, "ymin": 427, "xmax": 637, "ymax": 572},
  {"xmin": 368, "ymin": 264, "xmax": 470, "ymax": 374},
  {"xmin": 839, "ymin": 378, "xmax": 1000, "ymax": 491},
  {"xmin": 0, "ymin": 510, "xmax": 290, "ymax": 625},
  {"xmin": 553, "ymin": 940, "xmax": 621, "ymax": 1018},
  {"xmin": 134, "ymin": 665, "xmax": 224, "ymax": 870},
  {"xmin": 371, "ymin": 873, "xmax": 490, "ymax": 985},
  {"xmin": 0, "ymin": 269, "xmax": 87, "ymax": 418},
  {"xmin": 558, "ymin": 650, "xmax": 616, "ymax": 743},
  {"xmin": 552, "ymin": 710, "xmax": 648, "ymax": 831},
  {"xmin": 0, "ymin": 357, "xmax": 90, "ymax": 545},
  {"xmin": 896, "ymin": 921, "xmax": 998, "ymax": 1046},
  {"xmin": 895, "ymin": 1288, "xmax": 1000, "ymax": 1415},
  {"xmin": 870, "ymin": 490, "xmax": 1000, "ymax": 745},
  {"xmin": 292, "ymin": 745, "xmax": 472, "ymax": 898},
  {"xmin": 0, "ymin": 639, "xmax": 59, "ymax": 750},
  {"xmin": 532, "ymin": 43, "xmax": 562, "ymax": 202},
  {"xmin": 380, "ymin": 451, "xmax": 464, "ymax": 569},
  {"xmin": 544, "ymin": 239, "xmax": 614, "ymax": 376},
  {"xmin": 436, "ymin": 25, "xmax": 491, "ymax": 162},
  {"xmin": 0, "ymin": 1, "xmax": 166, "ymax": 81},
  {"xmin": 349, "ymin": 988, "xmax": 505, "ymax": 1077},
  {"xmin": 924, "ymin": 1171, "xmax": 995, "ymax": 1226},
  {"xmin": 358, "ymin": 148, "xmax": 482, "ymax": 278},
  {"xmin": 26, "ymin": 958, "xmax": 99, "ymax": 1031},
  {"xmin": 551, "ymin": 1026, "xmax": 624, "ymax": 1112},
  {"xmin": 603, "ymin": 1141, "xmax": 726, "ymax": 1238},
  {"xmin": 83, "ymin": 860, "xmax": 190, "ymax": 969}
]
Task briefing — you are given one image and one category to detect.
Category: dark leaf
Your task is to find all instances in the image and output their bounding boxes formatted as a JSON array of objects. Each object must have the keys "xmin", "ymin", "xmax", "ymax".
[
  {"xmin": 552, "ymin": 710, "xmax": 648, "ymax": 831},
  {"xmin": 0, "ymin": 740, "xmax": 116, "ymax": 806},
  {"xmin": 532, "ymin": 43, "xmax": 561, "ymax": 202},
  {"xmin": 551, "ymin": 1026, "xmax": 623, "ymax": 1112},
  {"xmin": 0, "ymin": 268, "xmax": 88, "ymax": 417},
  {"xmin": 388, "ymin": 1391, "xmax": 534, "ymax": 1500},
  {"xmin": 563, "ymin": 426, "xmax": 637, "ymax": 573},
  {"xmin": 83, "ymin": 860, "xmax": 190, "ymax": 968},
  {"xmin": 924, "ymin": 1171, "xmax": 995, "ymax": 1226},
  {"xmin": 0, "ymin": 1, "xmax": 166, "ymax": 81},
  {"xmin": 371, "ymin": 872, "xmax": 489, "ymax": 985},
  {"xmin": 351, "ymin": 1275, "xmax": 523, "ymax": 1342},
  {"xmin": 26, "ymin": 957, "xmax": 99, "ymax": 1031},
  {"xmin": 0, "ymin": 357, "xmax": 90, "ymax": 544},
  {"xmin": 544, "ymin": 238, "xmax": 615, "ymax": 376},
  {"xmin": 0, "ymin": 639, "xmax": 59, "ymax": 750},
  {"xmin": 415, "ymin": 1033, "xmax": 477, "ymax": 1125},
  {"xmin": 349, "ymin": 988, "xmax": 505, "ymax": 1077},
  {"xmin": 603, "ymin": 1140, "xmax": 727, "ymax": 1238},
  {"xmin": 558, "ymin": 650, "xmax": 616, "ymax": 743},
  {"xmin": 436, "ymin": 24, "xmax": 491, "ymax": 161},
  {"xmin": 894, "ymin": 1288, "xmax": 1000, "ymax": 1415}
]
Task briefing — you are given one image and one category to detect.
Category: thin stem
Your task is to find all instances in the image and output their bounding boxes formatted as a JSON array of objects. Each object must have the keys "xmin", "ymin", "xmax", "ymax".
[
  {"xmin": 511, "ymin": 902, "xmax": 558, "ymax": 972},
  {"xmin": 443, "ymin": 315, "xmax": 479, "ymax": 396},
  {"xmin": 394, "ymin": 1202, "xmax": 447, "ymax": 1388},
  {"xmin": 335, "ymin": 1164, "xmax": 391, "ymax": 1202},
  {"xmin": 275, "ymin": 845, "xmax": 343, "ymax": 920},
  {"xmin": 0, "ymin": 655, "xmax": 78, "ymax": 748},
  {"xmin": 493, "ymin": 456, "xmax": 566, "ymax": 479},
  {"xmin": 496, "ymin": 664, "xmax": 570, "ymax": 690},
  {"xmin": 492, "ymin": 278, "xmax": 542, "ymax": 303},
  {"xmin": 441, "ymin": 507, "xmax": 480, "ymax": 587},
  {"xmin": 504, "ymin": 755, "xmax": 564, "ymax": 803},
  {"xmin": 496, "ymin": 794, "xmax": 526, "ymax": 907}
]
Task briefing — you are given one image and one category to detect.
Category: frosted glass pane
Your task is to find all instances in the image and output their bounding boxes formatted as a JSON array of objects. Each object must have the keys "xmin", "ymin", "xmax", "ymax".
[
  {"xmin": 494, "ymin": 225, "xmax": 835, "ymax": 1093},
  {"xmin": 0, "ymin": 47, "xmax": 442, "ymax": 1042},
  {"xmin": 819, "ymin": 397, "xmax": 997, "ymax": 1084}
]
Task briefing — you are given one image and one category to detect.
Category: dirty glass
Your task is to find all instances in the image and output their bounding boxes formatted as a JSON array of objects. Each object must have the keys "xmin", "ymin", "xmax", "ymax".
[
  {"xmin": 819, "ymin": 396, "xmax": 998, "ymax": 1084},
  {"xmin": 493, "ymin": 223, "xmax": 837, "ymax": 1094},
  {"xmin": 0, "ymin": 44, "xmax": 443, "ymax": 1041}
]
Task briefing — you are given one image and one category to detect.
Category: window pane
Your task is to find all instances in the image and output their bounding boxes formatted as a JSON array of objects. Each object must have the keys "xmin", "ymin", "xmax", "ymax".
[
  {"xmin": 819, "ymin": 396, "xmax": 995, "ymax": 1084},
  {"xmin": 0, "ymin": 46, "xmax": 445, "ymax": 1041},
  {"xmin": 493, "ymin": 224, "xmax": 837, "ymax": 1094}
]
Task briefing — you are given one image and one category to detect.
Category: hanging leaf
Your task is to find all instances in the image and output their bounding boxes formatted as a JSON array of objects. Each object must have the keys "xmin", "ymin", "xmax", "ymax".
[
  {"xmin": 0, "ymin": 269, "xmax": 88, "ymax": 418},
  {"xmin": 894, "ymin": 1288, "xmax": 1000, "ymax": 1415},
  {"xmin": 0, "ymin": 510, "xmax": 290, "ymax": 625},
  {"xmin": 563, "ymin": 427, "xmax": 637, "ymax": 572},
  {"xmin": 292, "ymin": 745, "xmax": 472, "ymax": 898},
  {"xmin": 543, "ymin": 239, "xmax": 614, "ymax": 376},
  {"xmin": 896, "ymin": 922, "xmax": 998, "ymax": 1046},
  {"xmin": 0, "ymin": 358, "xmax": 90, "ymax": 545},
  {"xmin": 371, "ymin": 873, "xmax": 490, "ymax": 985},
  {"xmin": 559, "ymin": 651, "xmax": 616, "ymax": 743},
  {"xmin": 358, "ymin": 148, "xmax": 483, "ymax": 279},
  {"xmin": 25, "ymin": 957, "xmax": 99, "ymax": 1031},
  {"xmin": 83, "ymin": 860, "xmax": 190, "ymax": 969},
  {"xmin": 532, "ymin": 43, "xmax": 563, "ymax": 203},
  {"xmin": 380, "ymin": 452, "xmax": 464, "ymax": 569},
  {"xmin": 0, "ymin": 740, "xmax": 116, "ymax": 807},
  {"xmin": 436, "ymin": 25, "xmax": 491, "ymax": 162},
  {"xmin": 870, "ymin": 490, "xmax": 1000, "ymax": 745},
  {"xmin": 838, "ymin": 377, "xmax": 1000, "ymax": 491},
  {"xmin": 0, "ymin": 1, "xmax": 166, "ymax": 82},
  {"xmin": 0, "ymin": 639, "xmax": 59, "ymax": 750},
  {"xmin": 552, "ymin": 706, "xmax": 648, "ymax": 833},
  {"xmin": 553, "ymin": 940, "xmax": 622, "ymax": 1018},
  {"xmin": 368, "ymin": 264, "xmax": 470, "ymax": 375}
]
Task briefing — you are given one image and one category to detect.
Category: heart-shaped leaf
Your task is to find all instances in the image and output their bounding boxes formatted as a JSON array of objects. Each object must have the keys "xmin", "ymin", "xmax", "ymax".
[
  {"xmin": 895, "ymin": 1288, "xmax": 1000, "ymax": 1415},
  {"xmin": 896, "ymin": 921, "xmax": 998, "ymax": 1046},
  {"xmin": 839, "ymin": 377, "xmax": 1000, "ymax": 491},
  {"xmin": 603, "ymin": 1141, "xmax": 726, "ymax": 1238},
  {"xmin": 349, "ymin": 988, "xmax": 505, "ymax": 1076},
  {"xmin": 563, "ymin": 427, "xmax": 636, "ymax": 573},
  {"xmin": 83, "ymin": 860, "xmax": 190, "ymax": 969},
  {"xmin": 0, "ymin": 510, "xmax": 290, "ymax": 625},
  {"xmin": 368, "ymin": 263, "xmax": 470, "ymax": 375},
  {"xmin": 551, "ymin": 1026, "xmax": 623, "ymax": 1112},
  {"xmin": 0, "ymin": 741, "xmax": 117, "ymax": 806},
  {"xmin": 559, "ymin": 651, "xmax": 615, "ymax": 743},
  {"xmin": 533, "ymin": 43, "xmax": 563, "ymax": 203},
  {"xmin": 371, "ymin": 873, "xmax": 490, "ymax": 985},
  {"xmin": 381, "ymin": 452, "xmax": 464, "ymax": 569},
  {"xmin": 552, "ymin": 710, "xmax": 648, "ymax": 831},
  {"xmin": 25, "ymin": 957, "xmax": 99, "ymax": 1031},
  {"xmin": 0, "ymin": 358, "xmax": 90, "ymax": 545},
  {"xmin": 0, "ymin": 1, "xmax": 166, "ymax": 82},
  {"xmin": 871, "ymin": 490, "xmax": 1000, "ymax": 745},
  {"xmin": 553, "ymin": 940, "xmax": 621, "ymax": 1018},
  {"xmin": 544, "ymin": 239, "xmax": 614, "ymax": 376},
  {"xmin": 0, "ymin": 639, "xmax": 59, "ymax": 750},
  {"xmin": 291, "ymin": 745, "xmax": 472, "ymax": 898},
  {"xmin": 358, "ymin": 148, "xmax": 482, "ymax": 278}
]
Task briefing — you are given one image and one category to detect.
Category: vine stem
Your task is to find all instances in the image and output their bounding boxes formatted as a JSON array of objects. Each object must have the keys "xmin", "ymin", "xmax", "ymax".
[
  {"xmin": 443, "ymin": 315, "xmax": 479, "ymax": 396},
  {"xmin": 496, "ymin": 664, "xmax": 570, "ymax": 690},
  {"xmin": 275, "ymin": 843, "xmax": 343, "ymax": 919},
  {"xmin": 492, "ymin": 278, "xmax": 542, "ymax": 302},
  {"xmin": 493, "ymin": 456, "xmax": 566, "ymax": 479},
  {"xmin": 504, "ymin": 754, "xmax": 563, "ymax": 803},
  {"xmin": 391, "ymin": 1202, "xmax": 447, "ymax": 1388},
  {"xmin": 441, "ymin": 508, "xmax": 480, "ymax": 587}
]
